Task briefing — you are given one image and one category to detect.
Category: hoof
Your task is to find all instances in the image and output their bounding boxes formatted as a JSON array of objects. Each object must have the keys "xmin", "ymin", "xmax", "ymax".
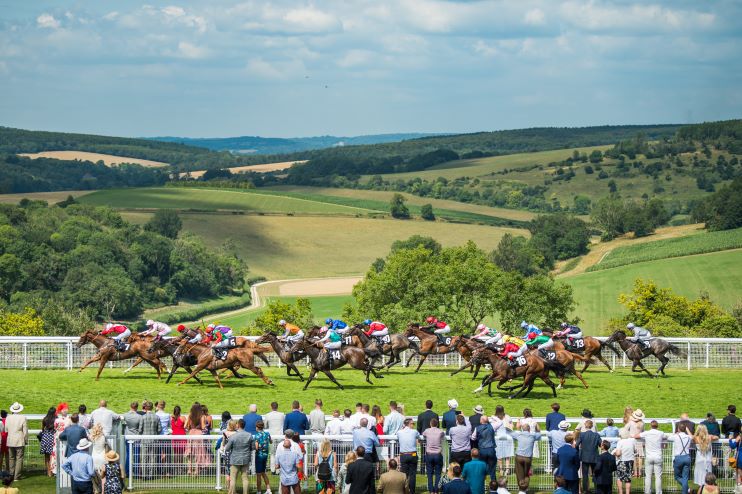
[{"xmin": 609, "ymin": 369, "xmax": 614, "ymax": 373}]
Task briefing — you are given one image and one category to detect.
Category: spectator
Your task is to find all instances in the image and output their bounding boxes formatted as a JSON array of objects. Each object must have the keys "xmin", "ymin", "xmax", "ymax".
[
  {"xmin": 60, "ymin": 414, "xmax": 88, "ymax": 458},
  {"xmin": 626, "ymin": 409, "xmax": 645, "ymax": 478},
  {"xmin": 100, "ymin": 450, "xmax": 123, "ymax": 494},
  {"xmin": 443, "ymin": 400, "xmax": 463, "ymax": 432},
  {"xmin": 170, "ymin": 406, "xmax": 186, "ymax": 460},
  {"xmin": 290, "ymin": 431, "xmax": 306, "ymax": 483},
  {"xmin": 383, "ymin": 401, "xmax": 404, "ymax": 436},
  {"xmin": 350, "ymin": 404, "xmax": 364, "ymax": 429},
  {"xmin": 62, "ymin": 437, "xmax": 95, "ymax": 494},
  {"xmin": 730, "ymin": 433, "xmax": 742, "ymax": 485},
  {"xmin": 241, "ymin": 404, "xmax": 261, "ymax": 434},
  {"xmin": 88, "ymin": 424, "xmax": 107, "ymax": 491},
  {"xmin": 325, "ymin": 410, "xmax": 344, "ymax": 436},
  {"xmin": 722, "ymin": 405, "xmax": 741, "ymax": 439},
  {"xmin": 576, "ymin": 419, "xmax": 600, "ymax": 494},
  {"xmin": 493, "ymin": 478, "xmax": 509, "ymax": 494},
  {"xmin": 372, "ymin": 405, "xmax": 384, "ymax": 437},
  {"xmin": 155, "ymin": 401, "xmax": 169, "ymax": 435},
  {"xmin": 599, "ymin": 419, "xmax": 619, "ymax": 441},
  {"xmin": 676, "ymin": 413, "xmax": 696, "ymax": 435},
  {"xmin": 284, "ymin": 401, "xmax": 309, "ymax": 435},
  {"xmin": 346, "ymin": 446, "xmax": 375, "ymax": 494},
  {"xmin": 253, "ymin": 420, "xmax": 272, "ymax": 494},
  {"xmin": 613, "ymin": 428, "xmax": 635, "ymax": 494},
  {"xmin": 396, "ymin": 418, "xmax": 420, "ymax": 494},
  {"xmin": 225, "ymin": 419, "xmax": 253, "ymax": 494},
  {"xmin": 377, "ymin": 458, "xmax": 407, "ymax": 494},
  {"xmin": 202, "ymin": 404, "xmax": 214, "ymax": 434},
  {"xmin": 184, "ymin": 403, "xmax": 208, "ymax": 477},
  {"xmin": 338, "ymin": 451, "xmax": 357, "ymax": 494},
  {"xmin": 5, "ymin": 403, "xmax": 27, "ymax": 482},
  {"xmin": 78, "ymin": 405, "xmax": 92, "ymax": 431},
  {"xmin": 40, "ymin": 407, "xmax": 56, "ymax": 477},
  {"xmin": 90, "ymin": 401, "xmax": 118, "ymax": 437},
  {"xmin": 423, "ymin": 417, "xmax": 446, "ymax": 494},
  {"xmin": 0, "ymin": 474, "xmax": 18, "ymax": 494},
  {"xmin": 462, "ymin": 449, "xmax": 487, "ymax": 494},
  {"xmin": 439, "ymin": 462, "xmax": 460, "ymax": 492},
  {"xmin": 361, "ymin": 405, "xmax": 376, "ymax": 430},
  {"xmin": 556, "ymin": 432, "xmax": 580, "ymax": 494},
  {"xmin": 593, "ymin": 441, "xmax": 616, "ymax": 494},
  {"xmin": 515, "ymin": 409, "xmax": 539, "ymax": 460},
  {"xmin": 508, "ymin": 422, "xmax": 542, "ymax": 494},
  {"xmin": 122, "ymin": 402, "xmax": 142, "ymax": 477},
  {"xmin": 341, "ymin": 410, "xmax": 354, "ymax": 435},
  {"xmin": 667, "ymin": 423, "xmax": 693, "ymax": 494},
  {"xmin": 309, "ymin": 400, "xmax": 326, "ymax": 436},
  {"xmin": 547, "ymin": 421, "xmax": 570, "ymax": 473},
  {"xmin": 553, "ymin": 476, "xmax": 571, "ymax": 494},
  {"xmin": 276, "ymin": 438, "xmax": 303, "ymax": 494},
  {"xmin": 491, "ymin": 405, "xmax": 512, "ymax": 480},
  {"xmin": 442, "ymin": 464, "xmax": 471, "ymax": 494},
  {"xmin": 219, "ymin": 420, "xmax": 237, "ymax": 493},
  {"xmin": 700, "ymin": 413, "xmax": 720, "ymax": 437},
  {"xmin": 315, "ymin": 438, "xmax": 337, "ymax": 494},
  {"xmin": 140, "ymin": 401, "xmax": 162, "ymax": 480},
  {"xmin": 417, "ymin": 400, "xmax": 438, "ymax": 435},
  {"xmin": 450, "ymin": 414, "xmax": 472, "ymax": 466},
  {"xmin": 470, "ymin": 406, "xmax": 484, "ymax": 437},
  {"xmin": 0, "ymin": 410, "xmax": 8, "ymax": 473},
  {"xmin": 352, "ymin": 419, "xmax": 380, "ymax": 461},
  {"xmin": 546, "ymin": 404, "xmax": 565, "ymax": 432},
  {"xmin": 698, "ymin": 472, "xmax": 719, "ymax": 494},
  {"xmin": 692, "ymin": 425, "xmax": 717, "ymax": 488},
  {"xmin": 635, "ymin": 420, "xmax": 664, "ymax": 494},
  {"xmin": 471, "ymin": 415, "xmax": 497, "ymax": 483},
  {"xmin": 264, "ymin": 402, "xmax": 286, "ymax": 437},
  {"xmin": 576, "ymin": 409, "xmax": 597, "ymax": 433}
]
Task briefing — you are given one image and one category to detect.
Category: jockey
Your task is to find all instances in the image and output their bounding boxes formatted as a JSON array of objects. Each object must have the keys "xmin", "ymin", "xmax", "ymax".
[
  {"xmin": 279, "ymin": 320, "xmax": 304, "ymax": 346},
  {"xmin": 473, "ymin": 324, "xmax": 504, "ymax": 348},
  {"xmin": 176, "ymin": 324, "xmax": 202, "ymax": 344},
  {"xmin": 555, "ymin": 322, "xmax": 583, "ymax": 346},
  {"xmin": 505, "ymin": 335, "xmax": 528, "ymax": 361},
  {"xmin": 627, "ymin": 322, "xmax": 652, "ymax": 349},
  {"xmin": 525, "ymin": 331, "xmax": 554, "ymax": 354},
  {"xmin": 520, "ymin": 321, "xmax": 541, "ymax": 339},
  {"xmin": 499, "ymin": 335, "xmax": 525, "ymax": 359},
  {"xmin": 325, "ymin": 318, "xmax": 349, "ymax": 336},
  {"xmin": 317, "ymin": 324, "xmax": 343, "ymax": 352},
  {"xmin": 142, "ymin": 320, "xmax": 173, "ymax": 338},
  {"xmin": 207, "ymin": 324, "xmax": 234, "ymax": 349},
  {"xmin": 362, "ymin": 319, "xmax": 389, "ymax": 338},
  {"xmin": 101, "ymin": 323, "xmax": 130, "ymax": 350},
  {"xmin": 422, "ymin": 316, "xmax": 451, "ymax": 336}
]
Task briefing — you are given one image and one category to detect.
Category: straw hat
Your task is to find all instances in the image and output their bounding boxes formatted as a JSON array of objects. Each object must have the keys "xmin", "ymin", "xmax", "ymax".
[
  {"xmin": 558, "ymin": 420, "xmax": 570, "ymax": 430},
  {"xmin": 105, "ymin": 450, "xmax": 120, "ymax": 462},
  {"xmin": 9, "ymin": 402, "xmax": 23, "ymax": 413},
  {"xmin": 631, "ymin": 409, "xmax": 645, "ymax": 421},
  {"xmin": 473, "ymin": 405, "xmax": 484, "ymax": 414}
]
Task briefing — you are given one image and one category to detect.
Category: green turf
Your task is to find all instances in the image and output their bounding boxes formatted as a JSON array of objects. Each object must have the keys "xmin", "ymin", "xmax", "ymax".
[
  {"xmin": 212, "ymin": 295, "xmax": 354, "ymax": 329},
  {"xmin": 588, "ymin": 228, "xmax": 742, "ymax": 271},
  {"xmin": 565, "ymin": 250, "xmax": 742, "ymax": 332}
]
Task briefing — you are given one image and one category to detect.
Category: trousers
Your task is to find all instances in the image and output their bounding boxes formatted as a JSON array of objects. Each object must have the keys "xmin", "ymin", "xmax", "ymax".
[
  {"xmin": 478, "ymin": 447, "xmax": 497, "ymax": 482},
  {"xmin": 8, "ymin": 446, "xmax": 24, "ymax": 480},
  {"xmin": 399, "ymin": 453, "xmax": 418, "ymax": 494},
  {"xmin": 514, "ymin": 455, "xmax": 532, "ymax": 491},
  {"xmin": 581, "ymin": 462, "xmax": 596, "ymax": 493},
  {"xmin": 230, "ymin": 464, "xmax": 251, "ymax": 494},
  {"xmin": 673, "ymin": 454, "xmax": 691, "ymax": 494},
  {"xmin": 645, "ymin": 454, "xmax": 663, "ymax": 494}
]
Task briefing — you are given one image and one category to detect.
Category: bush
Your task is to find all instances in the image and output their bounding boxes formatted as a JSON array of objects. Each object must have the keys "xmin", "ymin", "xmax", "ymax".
[
  {"xmin": 0, "ymin": 308, "xmax": 44, "ymax": 336},
  {"xmin": 155, "ymin": 293, "xmax": 251, "ymax": 326},
  {"xmin": 695, "ymin": 314, "xmax": 738, "ymax": 338},
  {"xmin": 421, "ymin": 204, "xmax": 435, "ymax": 221}
]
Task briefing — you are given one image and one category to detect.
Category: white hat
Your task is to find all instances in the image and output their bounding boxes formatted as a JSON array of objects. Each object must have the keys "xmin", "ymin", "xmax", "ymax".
[
  {"xmin": 626, "ymin": 322, "xmax": 635, "ymax": 329},
  {"xmin": 105, "ymin": 323, "xmax": 113, "ymax": 330},
  {"xmin": 631, "ymin": 409, "xmax": 646, "ymax": 421},
  {"xmin": 473, "ymin": 405, "xmax": 484, "ymax": 414},
  {"xmin": 477, "ymin": 324, "xmax": 486, "ymax": 331},
  {"xmin": 558, "ymin": 420, "xmax": 570, "ymax": 430},
  {"xmin": 9, "ymin": 402, "xmax": 23, "ymax": 413},
  {"xmin": 76, "ymin": 438, "xmax": 92, "ymax": 450},
  {"xmin": 447, "ymin": 399, "xmax": 458, "ymax": 409},
  {"xmin": 146, "ymin": 319, "xmax": 155, "ymax": 327},
  {"xmin": 279, "ymin": 319, "xmax": 287, "ymax": 326}
]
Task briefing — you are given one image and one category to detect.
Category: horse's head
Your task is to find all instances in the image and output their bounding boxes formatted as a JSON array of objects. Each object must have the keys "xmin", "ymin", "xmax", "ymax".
[
  {"xmin": 255, "ymin": 334, "xmax": 268, "ymax": 344},
  {"xmin": 605, "ymin": 330, "xmax": 626, "ymax": 344},
  {"xmin": 402, "ymin": 326, "xmax": 414, "ymax": 338},
  {"xmin": 76, "ymin": 329, "xmax": 97, "ymax": 348},
  {"xmin": 147, "ymin": 336, "xmax": 165, "ymax": 353}
]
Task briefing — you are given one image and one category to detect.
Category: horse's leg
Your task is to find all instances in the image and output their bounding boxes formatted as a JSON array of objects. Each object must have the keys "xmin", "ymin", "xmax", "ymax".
[
  {"xmin": 540, "ymin": 374, "xmax": 558, "ymax": 397},
  {"xmin": 123, "ymin": 357, "xmax": 144, "ymax": 374},
  {"xmin": 450, "ymin": 361, "xmax": 472, "ymax": 376},
  {"xmin": 472, "ymin": 363, "xmax": 483, "ymax": 380},
  {"xmin": 143, "ymin": 358, "xmax": 163, "ymax": 379},
  {"xmin": 183, "ymin": 367, "xmax": 203, "ymax": 385},
  {"xmin": 657, "ymin": 353, "xmax": 669, "ymax": 375},
  {"xmin": 245, "ymin": 364, "xmax": 274, "ymax": 386},
  {"xmin": 95, "ymin": 357, "xmax": 108, "ymax": 381},
  {"xmin": 596, "ymin": 351, "xmax": 613, "ymax": 373},
  {"xmin": 324, "ymin": 369, "xmax": 344, "ymax": 390},
  {"xmin": 414, "ymin": 353, "xmax": 429, "ymax": 373},
  {"xmin": 572, "ymin": 368, "xmax": 589, "ymax": 389},
  {"xmin": 303, "ymin": 369, "xmax": 318, "ymax": 390},
  {"xmin": 165, "ymin": 363, "xmax": 180, "ymax": 384},
  {"xmin": 178, "ymin": 362, "xmax": 207, "ymax": 386},
  {"xmin": 210, "ymin": 368, "xmax": 224, "ymax": 389},
  {"xmin": 257, "ymin": 353, "xmax": 270, "ymax": 366},
  {"xmin": 635, "ymin": 359, "xmax": 653, "ymax": 377},
  {"xmin": 288, "ymin": 363, "xmax": 304, "ymax": 381}
]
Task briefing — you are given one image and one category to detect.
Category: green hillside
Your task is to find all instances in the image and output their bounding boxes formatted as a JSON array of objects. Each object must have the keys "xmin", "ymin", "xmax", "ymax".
[{"xmin": 565, "ymin": 249, "xmax": 742, "ymax": 332}]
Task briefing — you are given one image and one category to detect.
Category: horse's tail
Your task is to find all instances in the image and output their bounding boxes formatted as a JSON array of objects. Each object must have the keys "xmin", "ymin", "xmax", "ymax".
[{"xmin": 667, "ymin": 343, "xmax": 686, "ymax": 358}]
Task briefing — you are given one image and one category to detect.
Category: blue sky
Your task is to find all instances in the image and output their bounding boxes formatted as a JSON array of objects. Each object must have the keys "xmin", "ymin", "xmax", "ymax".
[{"xmin": 0, "ymin": 0, "xmax": 740, "ymax": 137}]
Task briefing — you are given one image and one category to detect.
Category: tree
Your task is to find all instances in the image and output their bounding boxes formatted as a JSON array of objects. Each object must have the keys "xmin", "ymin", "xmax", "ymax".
[
  {"xmin": 0, "ymin": 308, "xmax": 44, "ymax": 336},
  {"xmin": 607, "ymin": 180, "xmax": 618, "ymax": 193},
  {"xmin": 248, "ymin": 298, "xmax": 314, "ymax": 335},
  {"xmin": 573, "ymin": 195, "xmax": 591, "ymax": 214},
  {"xmin": 144, "ymin": 209, "xmax": 182, "ymax": 239},
  {"xmin": 389, "ymin": 193, "xmax": 410, "ymax": 219},
  {"xmin": 489, "ymin": 234, "xmax": 544, "ymax": 277},
  {"xmin": 391, "ymin": 235, "xmax": 441, "ymax": 255},
  {"xmin": 589, "ymin": 150, "xmax": 603, "ymax": 163},
  {"xmin": 420, "ymin": 204, "xmax": 435, "ymax": 221},
  {"xmin": 62, "ymin": 264, "xmax": 143, "ymax": 319},
  {"xmin": 692, "ymin": 178, "xmax": 742, "ymax": 231},
  {"xmin": 527, "ymin": 214, "xmax": 590, "ymax": 267},
  {"xmin": 591, "ymin": 196, "xmax": 625, "ymax": 240}
]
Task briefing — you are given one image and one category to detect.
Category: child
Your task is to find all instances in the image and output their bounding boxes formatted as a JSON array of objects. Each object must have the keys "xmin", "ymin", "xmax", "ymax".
[
  {"xmin": 553, "ymin": 476, "xmax": 571, "ymax": 494},
  {"xmin": 698, "ymin": 472, "xmax": 719, "ymax": 494},
  {"xmin": 599, "ymin": 418, "xmax": 620, "ymax": 452},
  {"xmin": 593, "ymin": 440, "xmax": 617, "ymax": 494},
  {"xmin": 101, "ymin": 449, "xmax": 123, "ymax": 494},
  {"xmin": 491, "ymin": 478, "xmax": 510, "ymax": 494}
]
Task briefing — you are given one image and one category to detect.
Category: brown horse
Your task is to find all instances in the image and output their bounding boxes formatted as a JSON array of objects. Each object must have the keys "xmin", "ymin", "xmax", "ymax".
[
  {"xmin": 176, "ymin": 342, "xmax": 274, "ymax": 389},
  {"xmin": 548, "ymin": 334, "xmax": 618, "ymax": 372},
  {"xmin": 291, "ymin": 336, "xmax": 383, "ymax": 390},
  {"xmin": 402, "ymin": 324, "xmax": 461, "ymax": 372},
  {"xmin": 538, "ymin": 348, "xmax": 592, "ymax": 389},
  {"xmin": 345, "ymin": 325, "xmax": 418, "ymax": 369},
  {"xmin": 472, "ymin": 348, "xmax": 557, "ymax": 399},
  {"xmin": 449, "ymin": 336, "xmax": 487, "ymax": 377},
  {"xmin": 76, "ymin": 330, "xmax": 167, "ymax": 381},
  {"xmin": 255, "ymin": 332, "xmax": 307, "ymax": 381}
]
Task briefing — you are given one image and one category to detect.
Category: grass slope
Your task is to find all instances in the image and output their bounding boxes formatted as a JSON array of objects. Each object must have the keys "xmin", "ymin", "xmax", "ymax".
[
  {"xmin": 589, "ymin": 228, "xmax": 742, "ymax": 271},
  {"xmin": 213, "ymin": 295, "xmax": 354, "ymax": 328},
  {"xmin": 566, "ymin": 250, "xmax": 742, "ymax": 331},
  {"xmin": 0, "ymin": 190, "xmax": 96, "ymax": 203},
  {"xmin": 121, "ymin": 212, "xmax": 520, "ymax": 279}
]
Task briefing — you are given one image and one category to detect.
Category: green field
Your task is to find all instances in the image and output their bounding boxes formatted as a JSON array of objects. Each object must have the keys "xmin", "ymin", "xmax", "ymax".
[
  {"xmin": 566, "ymin": 249, "xmax": 742, "ymax": 331},
  {"xmin": 588, "ymin": 228, "xmax": 742, "ymax": 271},
  {"xmin": 121, "ymin": 212, "xmax": 523, "ymax": 279},
  {"xmin": 211, "ymin": 295, "xmax": 354, "ymax": 329}
]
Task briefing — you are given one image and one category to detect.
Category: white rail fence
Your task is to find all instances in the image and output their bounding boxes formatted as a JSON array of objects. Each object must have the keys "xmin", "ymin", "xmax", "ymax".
[
  {"xmin": 43, "ymin": 432, "xmax": 738, "ymax": 493},
  {"xmin": 1, "ymin": 336, "xmax": 741, "ymax": 371}
]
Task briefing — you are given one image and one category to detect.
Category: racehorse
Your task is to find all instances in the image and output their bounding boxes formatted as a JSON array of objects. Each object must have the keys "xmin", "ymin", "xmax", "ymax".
[
  {"xmin": 76, "ymin": 330, "xmax": 167, "ymax": 381},
  {"xmin": 472, "ymin": 348, "xmax": 557, "ymax": 399},
  {"xmin": 255, "ymin": 332, "xmax": 307, "ymax": 381},
  {"xmin": 449, "ymin": 336, "xmax": 487, "ymax": 377},
  {"xmin": 539, "ymin": 348, "xmax": 593, "ymax": 389},
  {"xmin": 345, "ymin": 325, "xmax": 418, "ymax": 369},
  {"xmin": 290, "ymin": 336, "xmax": 384, "ymax": 390},
  {"xmin": 604, "ymin": 330, "xmax": 685, "ymax": 377},
  {"xmin": 402, "ymin": 323, "xmax": 462, "ymax": 373},
  {"xmin": 546, "ymin": 332, "xmax": 619, "ymax": 372},
  {"xmin": 146, "ymin": 337, "xmax": 245, "ymax": 384},
  {"xmin": 175, "ymin": 342, "xmax": 274, "ymax": 389}
]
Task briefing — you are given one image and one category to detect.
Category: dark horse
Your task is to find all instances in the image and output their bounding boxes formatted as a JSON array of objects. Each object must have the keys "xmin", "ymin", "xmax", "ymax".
[
  {"xmin": 604, "ymin": 330, "xmax": 685, "ymax": 377},
  {"xmin": 147, "ymin": 337, "xmax": 246, "ymax": 384},
  {"xmin": 255, "ymin": 332, "xmax": 307, "ymax": 381},
  {"xmin": 550, "ymin": 334, "xmax": 619, "ymax": 373},
  {"xmin": 345, "ymin": 325, "xmax": 418, "ymax": 369},
  {"xmin": 290, "ymin": 336, "xmax": 384, "ymax": 390}
]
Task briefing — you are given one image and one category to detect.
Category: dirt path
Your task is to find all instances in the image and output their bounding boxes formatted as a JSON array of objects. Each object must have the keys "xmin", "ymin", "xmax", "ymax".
[{"xmin": 556, "ymin": 223, "xmax": 705, "ymax": 277}]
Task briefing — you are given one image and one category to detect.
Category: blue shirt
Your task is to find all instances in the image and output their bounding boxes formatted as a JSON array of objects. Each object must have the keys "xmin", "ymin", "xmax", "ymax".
[
  {"xmin": 599, "ymin": 426, "xmax": 619, "ymax": 438},
  {"xmin": 283, "ymin": 410, "xmax": 309, "ymax": 435},
  {"xmin": 329, "ymin": 320, "xmax": 348, "ymax": 331},
  {"xmin": 473, "ymin": 423, "xmax": 496, "ymax": 450},
  {"xmin": 242, "ymin": 412, "xmax": 262, "ymax": 434},
  {"xmin": 462, "ymin": 459, "xmax": 488, "ymax": 494},
  {"xmin": 545, "ymin": 412, "xmax": 566, "ymax": 431},
  {"xmin": 396, "ymin": 428, "xmax": 420, "ymax": 453},
  {"xmin": 62, "ymin": 451, "xmax": 95, "ymax": 482},
  {"xmin": 276, "ymin": 448, "xmax": 302, "ymax": 486},
  {"xmin": 521, "ymin": 324, "xmax": 541, "ymax": 339},
  {"xmin": 352, "ymin": 427, "xmax": 380, "ymax": 453}
]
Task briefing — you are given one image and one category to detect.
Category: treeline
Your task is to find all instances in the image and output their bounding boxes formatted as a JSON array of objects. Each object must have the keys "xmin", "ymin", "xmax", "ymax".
[
  {"xmin": 0, "ymin": 154, "xmax": 167, "ymax": 193},
  {"xmin": 0, "ymin": 202, "xmax": 247, "ymax": 335}
]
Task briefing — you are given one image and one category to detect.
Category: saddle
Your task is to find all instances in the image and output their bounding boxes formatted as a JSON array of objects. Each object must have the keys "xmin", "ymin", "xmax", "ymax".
[
  {"xmin": 373, "ymin": 335, "xmax": 391, "ymax": 346},
  {"xmin": 539, "ymin": 349, "xmax": 557, "ymax": 361},
  {"xmin": 509, "ymin": 355, "xmax": 528, "ymax": 368},
  {"xmin": 114, "ymin": 340, "xmax": 129, "ymax": 352},
  {"xmin": 213, "ymin": 348, "xmax": 229, "ymax": 360}
]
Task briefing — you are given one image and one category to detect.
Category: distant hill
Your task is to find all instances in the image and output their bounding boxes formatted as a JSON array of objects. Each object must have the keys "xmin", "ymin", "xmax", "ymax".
[{"xmin": 148, "ymin": 133, "xmax": 438, "ymax": 154}]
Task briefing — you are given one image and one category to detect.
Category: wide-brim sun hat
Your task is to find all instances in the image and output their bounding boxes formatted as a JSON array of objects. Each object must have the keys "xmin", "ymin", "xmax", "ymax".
[
  {"xmin": 631, "ymin": 409, "xmax": 645, "ymax": 421},
  {"xmin": 9, "ymin": 402, "xmax": 23, "ymax": 413},
  {"xmin": 105, "ymin": 450, "xmax": 120, "ymax": 462},
  {"xmin": 77, "ymin": 438, "xmax": 92, "ymax": 450},
  {"xmin": 558, "ymin": 420, "xmax": 570, "ymax": 430},
  {"xmin": 473, "ymin": 405, "xmax": 484, "ymax": 414},
  {"xmin": 447, "ymin": 399, "xmax": 458, "ymax": 409}
]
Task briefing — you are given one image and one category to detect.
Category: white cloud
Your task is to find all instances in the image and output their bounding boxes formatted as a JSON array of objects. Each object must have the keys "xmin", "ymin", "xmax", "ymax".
[
  {"xmin": 337, "ymin": 49, "xmax": 373, "ymax": 68},
  {"xmin": 162, "ymin": 6, "xmax": 186, "ymax": 19},
  {"xmin": 102, "ymin": 11, "xmax": 119, "ymax": 21},
  {"xmin": 524, "ymin": 8, "xmax": 546, "ymax": 26},
  {"xmin": 244, "ymin": 57, "xmax": 306, "ymax": 80},
  {"xmin": 176, "ymin": 41, "xmax": 209, "ymax": 59},
  {"xmin": 37, "ymin": 13, "xmax": 60, "ymax": 29},
  {"xmin": 283, "ymin": 6, "xmax": 341, "ymax": 33},
  {"xmin": 473, "ymin": 40, "xmax": 498, "ymax": 58}
]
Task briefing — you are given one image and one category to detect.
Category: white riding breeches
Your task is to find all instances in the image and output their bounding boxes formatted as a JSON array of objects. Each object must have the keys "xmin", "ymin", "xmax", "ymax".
[
  {"xmin": 370, "ymin": 328, "xmax": 389, "ymax": 337},
  {"xmin": 287, "ymin": 333, "xmax": 304, "ymax": 344},
  {"xmin": 484, "ymin": 336, "xmax": 502, "ymax": 346},
  {"xmin": 213, "ymin": 339, "xmax": 232, "ymax": 349},
  {"xmin": 507, "ymin": 346, "xmax": 528, "ymax": 359},
  {"xmin": 188, "ymin": 334, "xmax": 202, "ymax": 344},
  {"xmin": 113, "ymin": 329, "xmax": 131, "ymax": 341},
  {"xmin": 537, "ymin": 339, "xmax": 554, "ymax": 351},
  {"xmin": 434, "ymin": 325, "xmax": 451, "ymax": 335},
  {"xmin": 324, "ymin": 341, "xmax": 341, "ymax": 350}
]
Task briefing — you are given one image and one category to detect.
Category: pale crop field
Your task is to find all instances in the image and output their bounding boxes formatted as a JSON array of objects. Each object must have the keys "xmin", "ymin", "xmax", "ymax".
[
  {"xmin": 0, "ymin": 190, "xmax": 96, "ymax": 203},
  {"xmin": 18, "ymin": 151, "xmax": 169, "ymax": 167},
  {"xmin": 180, "ymin": 160, "xmax": 308, "ymax": 178}
]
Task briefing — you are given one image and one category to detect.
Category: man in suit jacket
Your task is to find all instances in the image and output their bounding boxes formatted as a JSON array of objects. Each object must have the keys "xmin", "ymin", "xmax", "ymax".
[
  {"xmin": 283, "ymin": 401, "xmax": 309, "ymax": 435},
  {"xmin": 59, "ymin": 414, "xmax": 88, "ymax": 458},
  {"xmin": 225, "ymin": 419, "xmax": 254, "ymax": 494},
  {"xmin": 576, "ymin": 420, "xmax": 601, "ymax": 494},
  {"xmin": 5, "ymin": 402, "xmax": 28, "ymax": 481},
  {"xmin": 592, "ymin": 440, "xmax": 617, "ymax": 494},
  {"xmin": 416, "ymin": 400, "xmax": 438, "ymax": 434},
  {"xmin": 347, "ymin": 446, "xmax": 375, "ymax": 494},
  {"xmin": 377, "ymin": 458, "xmax": 409, "ymax": 494},
  {"xmin": 442, "ymin": 464, "xmax": 472, "ymax": 494},
  {"xmin": 556, "ymin": 433, "xmax": 580, "ymax": 494},
  {"xmin": 140, "ymin": 401, "xmax": 163, "ymax": 479}
]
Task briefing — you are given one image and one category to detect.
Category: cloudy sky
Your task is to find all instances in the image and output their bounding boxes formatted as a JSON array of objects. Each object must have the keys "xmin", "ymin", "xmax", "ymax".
[{"xmin": 1, "ymin": 0, "xmax": 740, "ymax": 137}]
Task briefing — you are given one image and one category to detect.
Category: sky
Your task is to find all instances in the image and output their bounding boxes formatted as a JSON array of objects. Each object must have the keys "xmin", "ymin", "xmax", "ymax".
[{"xmin": 0, "ymin": 0, "xmax": 741, "ymax": 138}]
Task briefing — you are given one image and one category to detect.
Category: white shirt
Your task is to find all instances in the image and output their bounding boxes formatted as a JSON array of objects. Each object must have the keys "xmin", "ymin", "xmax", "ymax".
[
  {"xmin": 666, "ymin": 433, "xmax": 693, "ymax": 457},
  {"xmin": 361, "ymin": 412, "xmax": 376, "ymax": 429},
  {"xmin": 615, "ymin": 438, "xmax": 636, "ymax": 462},
  {"xmin": 349, "ymin": 411, "xmax": 363, "ymax": 429},
  {"xmin": 325, "ymin": 417, "xmax": 343, "ymax": 436},
  {"xmin": 90, "ymin": 407, "xmax": 119, "ymax": 436},
  {"xmin": 340, "ymin": 418, "xmax": 354, "ymax": 435},
  {"xmin": 263, "ymin": 411, "xmax": 286, "ymax": 436},
  {"xmin": 575, "ymin": 418, "xmax": 597, "ymax": 433},
  {"xmin": 639, "ymin": 429, "xmax": 665, "ymax": 457},
  {"xmin": 276, "ymin": 440, "xmax": 303, "ymax": 456}
]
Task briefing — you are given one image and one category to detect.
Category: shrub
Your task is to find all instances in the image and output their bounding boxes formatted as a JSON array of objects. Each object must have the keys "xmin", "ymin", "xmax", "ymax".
[{"xmin": 0, "ymin": 308, "xmax": 44, "ymax": 336}]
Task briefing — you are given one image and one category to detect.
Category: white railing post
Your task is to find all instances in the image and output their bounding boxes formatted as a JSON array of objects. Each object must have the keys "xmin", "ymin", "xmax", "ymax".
[
  {"xmin": 458, "ymin": 354, "xmax": 461, "ymax": 367},
  {"xmin": 444, "ymin": 353, "xmax": 447, "ymax": 366},
  {"xmin": 402, "ymin": 351, "xmax": 407, "ymax": 367},
  {"xmin": 687, "ymin": 342, "xmax": 691, "ymax": 370},
  {"xmin": 67, "ymin": 341, "xmax": 73, "ymax": 370},
  {"xmin": 705, "ymin": 343, "xmax": 710, "ymax": 368},
  {"xmin": 23, "ymin": 342, "xmax": 28, "ymax": 370},
  {"xmin": 128, "ymin": 440, "xmax": 133, "ymax": 491},
  {"xmin": 215, "ymin": 444, "xmax": 222, "ymax": 490}
]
